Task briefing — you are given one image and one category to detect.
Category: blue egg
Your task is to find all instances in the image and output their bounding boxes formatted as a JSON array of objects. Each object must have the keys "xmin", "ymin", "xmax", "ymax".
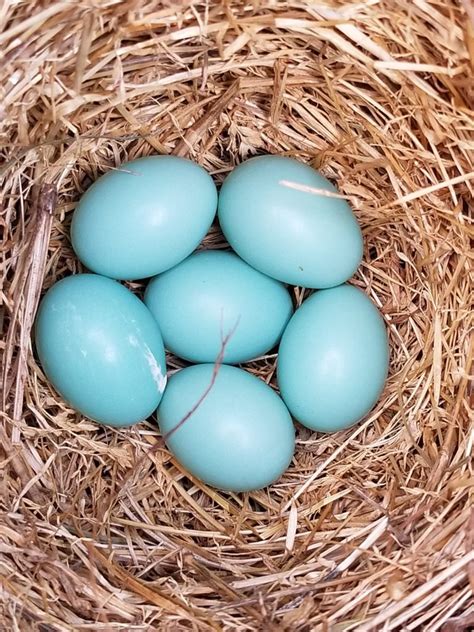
[
  {"xmin": 277, "ymin": 284, "xmax": 389, "ymax": 432},
  {"xmin": 35, "ymin": 274, "xmax": 166, "ymax": 426},
  {"xmin": 71, "ymin": 155, "xmax": 217, "ymax": 280},
  {"xmin": 144, "ymin": 250, "xmax": 293, "ymax": 363},
  {"xmin": 218, "ymin": 155, "xmax": 363, "ymax": 288},
  {"xmin": 158, "ymin": 364, "xmax": 295, "ymax": 491}
]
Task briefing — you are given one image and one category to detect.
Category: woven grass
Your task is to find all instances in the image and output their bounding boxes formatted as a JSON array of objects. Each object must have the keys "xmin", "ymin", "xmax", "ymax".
[{"xmin": 1, "ymin": 1, "xmax": 473, "ymax": 630}]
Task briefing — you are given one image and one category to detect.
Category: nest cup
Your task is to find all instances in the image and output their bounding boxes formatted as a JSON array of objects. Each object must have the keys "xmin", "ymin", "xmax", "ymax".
[{"xmin": 1, "ymin": 2, "xmax": 473, "ymax": 630}]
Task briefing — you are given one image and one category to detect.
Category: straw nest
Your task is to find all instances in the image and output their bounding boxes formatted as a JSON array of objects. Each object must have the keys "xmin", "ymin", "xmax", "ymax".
[{"xmin": 1, "ymin": 1, "xmax": 473, "ymax": 630}]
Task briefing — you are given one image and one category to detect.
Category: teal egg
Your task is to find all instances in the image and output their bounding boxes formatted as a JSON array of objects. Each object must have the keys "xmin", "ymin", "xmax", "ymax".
[
  {"xmin": 158, "ymin": 364, "xmax": 295, "ymax": 491},
  {"xmin": 277, "ymin": 284, "xmax": 389, "ymax": 432},
  {"xmin": 35, "ymin": 274, "xmax": 167, "ymax": 426},
  {"xmin": 144, "ymin": 250, "xmax": 293, "ymax": 364},
  {"xmin": 71, "ymin": 155, "xmax": 217, "ymax": 280},
  {"xmin": 218, "ymin": 155, "xmax": 363, "ymax": 289}
]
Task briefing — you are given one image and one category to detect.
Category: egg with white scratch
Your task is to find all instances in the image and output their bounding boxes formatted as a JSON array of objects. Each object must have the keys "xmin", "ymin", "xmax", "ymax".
[{"xmin": 35, "ymin": 274, "xmax": 167, "ymax": 426}]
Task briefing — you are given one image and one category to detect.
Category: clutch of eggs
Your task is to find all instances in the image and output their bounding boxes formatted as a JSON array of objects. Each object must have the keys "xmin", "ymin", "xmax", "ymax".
[
  {"xmin": 35, "ymin": 153, "xmax": 389, "ymax": 492},
  {"xmin": 35, "ymin": 274, "xmax": 167, "ymax": 426}
]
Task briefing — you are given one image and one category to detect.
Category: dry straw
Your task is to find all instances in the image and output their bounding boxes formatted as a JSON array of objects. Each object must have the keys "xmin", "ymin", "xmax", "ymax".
[{"xmin": 1, "ymin": 1, "xmax": 473, "ymax": 630}]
